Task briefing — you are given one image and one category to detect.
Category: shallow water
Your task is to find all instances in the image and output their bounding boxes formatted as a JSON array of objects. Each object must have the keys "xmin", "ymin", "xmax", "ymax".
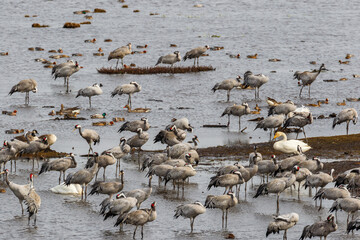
[{"xmin": 1, "ymin": 0, "xmax": 360, "ymax": 239}]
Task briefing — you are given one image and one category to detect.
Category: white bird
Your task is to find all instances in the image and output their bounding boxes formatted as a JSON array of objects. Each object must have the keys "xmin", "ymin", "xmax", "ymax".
[
  {"xmin": 266, "ymin": 212, "xmax": 299, "ymax": 240},
  {"xmin": 8, "ymin": 79, "xmax": 37, "ymax": 105},
  {"xmin": 111, "ymin": 81, "xmax": 141, "ymax": 109},
  {"xmin": 273, "ymin": 132, "xmax": 311, "ymax": 154},
  {"xmin": 73, "ymin": 125, "xmax": 100, "ymax": 156},
  {"xmin": 108, "ymin": 43, "xmax": 132, "ymax": 68},
  {"xmin": 212, "ymin": 76, "xmax": 242, "ymax": 102},
  {"xmin": 183, "ymin": 45, "xmax": 210, "ymax": 66},
  {"xmin": 332, "ymin": 108, "xmax": 358, "ymax": 135},
  {"xmin": 243, "ymin": 71, "xmax": 269, "ymax": 99},
  {"xmin": 174, "ymin": 201, "xmax": 206, "ymax": 233},
  {"xmin": 76, "ymin": 83, "xmax": 103, "ymax": 108},
  {"xmin": 155, "ymin": 51, "xmax": 181, "ymax": 67}
]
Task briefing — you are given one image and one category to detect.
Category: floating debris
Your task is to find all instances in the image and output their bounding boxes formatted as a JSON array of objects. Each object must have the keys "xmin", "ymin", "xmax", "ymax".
[
  {"xmin": 339, "ymin": 60, "xmax": 350, "ymax": 64},
  {"xmin": 323, "ymin": 79, "xmax": 338, "ymax": 82},
  {"xmin": 63, "ymin": 22, "xmax": 81, "ymax": 28},
  {"xmin": 346, "ymin": 98, "xmax": 360, "ymax": 102},
  {"xmin": 177, "ymin": 107, "xmax": 194, "ymax": 110},
  {"xmin": 32, "ymin": 23, "xmax": 49, "ymax": 28},
  {"xmin": 122, "ymin": 5, "xmax": 128, "ymax": 8},
  {"xmin": 133, "ymin": 9, "xmax": 140, "ymax": 13},
  {"xmin": 211, "ymin": 35, "xmax": 221, "ymax": 38},
  {"xmin": 203, "ymin": 124, "xmax": 227, "ymax": 128},
  {"xmin": 97, "ymin": 65, "xmax": 215, "ymax": 74},
  {"xmin": 147, "ymin": 98, "xmax": 163, "ymax": 102},
  {"xmin": 93, "ymin": 53, "xmax": 104, "ymax": 56},
  {"xmin": 170, "ymin": 44, "xmax": 177, "ymax": 47},
  {"xmin": 80, "ymin": 21, "xmax": 91, "ymax": 25},
  {"xmin": 104, "ymin": 39, "xmax": 112, "ymax": 42},
  {"xmin": 339, "ymin": 78, "xmax": 348, "ymax": 81},
  {"xmin": 194, "ymin": 4, "xmax": 203, "ymax": 7},
  {"xmin": 94, "ymin": 8, "xmax": 106, "ymax": 13},
  {"xmin": 150, "ymin": 12, "xmax": 159, "ymax": 16},
  {"xmin": 85, "ymin": 15, "xmax": 93, "ymax": 19},
  {"xmin": 5, "ymin": 129, "xmax": 24, "ymax": 134},
  {"xmin": 72, "ymin": 53, "xmax": 83, "ymax": 56}
]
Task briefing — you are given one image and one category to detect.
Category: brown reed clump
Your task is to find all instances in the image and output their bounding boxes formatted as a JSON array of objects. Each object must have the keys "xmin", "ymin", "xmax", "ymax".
[
  {"xmin": 94, "ymin": 8, "xmax": 106, "ymax": 13},
  {"xmin": 80, "ymin": 21, "xmax": 91, "ymax": 25},
  {"xmin": 97, "ymin": 66, "xmax": 215, "ymax": 75},
  {"xmin": 63, "ymin": 22, "xmax": 81, "ymax": 28},
  {"xmin": 32, "ymin": 23, "xmax": 49, "ymax": 28}
]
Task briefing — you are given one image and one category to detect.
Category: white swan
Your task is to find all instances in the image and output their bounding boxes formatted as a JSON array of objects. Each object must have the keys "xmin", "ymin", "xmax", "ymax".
[
  {"xmin": 273, "ymin": 132, "xmax": 311, "ymax": 154},
  {"xmin": 50, "ymin": 183, "xmax": 83, "ymax": 195}
]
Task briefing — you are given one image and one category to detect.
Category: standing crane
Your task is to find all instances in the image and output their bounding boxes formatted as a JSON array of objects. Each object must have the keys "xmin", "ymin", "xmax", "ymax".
[
  {"xmin": 212, "ymin": 76, "xmax": 242, "ymax": 102},
  {"xmin": 76, "ymin": 83, "xmax": 103, "ymax": 108},
  {"xmin": 299, "ymin": 214, "xmax": 337, "ymax": 240},
  {"xmin": 39, "ymin": 153, "xmax": 77, "ymax": 184},
  {"xmin": 111, "ymin": 81, "xmax": 141, "ymax": 109},
  {"xmin": 53, "ymin": 61, "xmax": 81, "ymax": 93},
  {"xmin": 183, "ymin": 45, "xmax": 210, "ymax": 66},
  {"xmin": 73, "ymin": 125, "xmax": 100, "ymax": 157},
  {"xmin": 266, "ymin": 212, "xmax": 299, "ymax": 240},
  {"xmin": 108, "ymin": 43, "xmax": 132, "ymax": 68},
  {"xmin": 332, "ymin": 108, "xmax": 358, "ymax": 135},
  {"xmin": 294, "ymin": 63, "xmax": 325, "ymax": 98},
  {"xmin": 174, "ymin": 201, "xmax": 206, "ymax": 233},
  {"xmin": 155, "ymin": 51, "xmax": 181, "ymax": 67},
  {"xmin": 243, "ymin": 71, "xmax": 269, "ymax": 99},
  {"xmin": 8, "ymin": 79, "xmax": 37, "ymax": 105},
  {"xmin": 221, "ymin": 102, "xmax": 250, "ymax": 130}
]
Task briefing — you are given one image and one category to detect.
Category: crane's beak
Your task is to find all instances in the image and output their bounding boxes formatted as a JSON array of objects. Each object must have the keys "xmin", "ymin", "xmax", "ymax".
[
  {"xmin": 72, "ymin": 128, "xmax": 76, "ymax": 132},
  {"xmin": 0, "ymin": 171, "xmax": 5, "ymax": 175}
]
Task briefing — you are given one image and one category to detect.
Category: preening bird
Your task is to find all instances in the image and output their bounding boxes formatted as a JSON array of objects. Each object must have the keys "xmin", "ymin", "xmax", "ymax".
[
  {"xmin": 299, "ymin": 214, "xmax": 337, "ymax": 240},
  {"xmin": 212, "ymin": 76, "xmax": 242, "ymax": 102},
  {"xmin": 76, "ymin": 83, "xmax": 103, "ymax": 108},
  {"xmin": 73, "ymin": 125, "xmax": 100, "ymax": 157},
  {"xmin": 174, "ymin": 201, "xmax": 206, "ymax": 233},
  {"xmin": 266, "ymin": 212, "xmax": 299, "ymax": 240},
  {"xmin": 155, "ymin": 51, "xmax": 181, "ymax": 67},
  {"xmin": 183, "ymin": 45, "xmax": 210, "ymax": 66},
  {"xmin": 167, "ymin": 117, "xmax": 194, "ymax": 132},
  {"xmin": 332, "ymin": 108, "xmax": 358, "ymax": 135},
  {"xmin": 294, "ymin": 63, "xmax": 325, "ymax": 98},
  {"xmin": 108, "ymin": 43, "xmax": 132, "ymax": 68},
  {"xmin": 88, "ymin": 170, "xmax": 124, "ymax": 200},
  {"xmin": 268, "ymin": 100, "xmax": 297, "ymax": 117},
  {"xmin": 111, "ymin": 81, "xmax": 141, "ymax": 109},
  {"xmin": 9, "ymin": 79, "xmax": 37, "ymax": 105}
]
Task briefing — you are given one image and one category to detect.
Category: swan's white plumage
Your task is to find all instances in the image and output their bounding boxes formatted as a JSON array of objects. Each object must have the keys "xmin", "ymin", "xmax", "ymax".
[
  {"xmin": 273, "ymin": 132, "xmax": 311, "ymax": 154},
  {"xmin": 50, "ymin": 183, "xmax": 83, "ymax": 195}
]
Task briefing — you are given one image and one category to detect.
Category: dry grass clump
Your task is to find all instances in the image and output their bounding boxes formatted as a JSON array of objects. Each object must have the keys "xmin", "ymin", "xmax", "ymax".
[{"xmin": 63, "ymin": 22, "xmax": 81, "ymax": 28}]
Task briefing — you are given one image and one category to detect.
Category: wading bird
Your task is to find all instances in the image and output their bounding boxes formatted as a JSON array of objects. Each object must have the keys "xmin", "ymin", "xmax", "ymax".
[
  {"xmin": 183, "ymin": 45, "xmax": 210, "ymax": 66},
  {"xmin": 155, "ymin": 51, "xmax": 181, "ymax": 67},
  {"xmin": 111, "ymin": 81, "xmax": 141, "ymax": 109},
  {"xmin": 108, "ymin": 43, "xmax": 132, "ymax": 68},
  {"xmin": 243, "ymin": 71, "xmax": 269, "ymax": 99},
  {"xmin": 174, "ymin": 201, "xmax": 206, "ymax": 233},
  {"xmin": 221, "ymin": 103, "xmax": 250, "ymax": 130},
  {"xmin": 73, "ymin": 125, "xmax": 100, "ymax": 157},
  {"xmin": 76, "ymin": 83, "xmax": 103, "ymax": 108},
  {"xmin": 294, "ymin": 63, "xmax": 325, "ymax": 98},
  {"xmin": 212, "ymin": 76, "xmax": 242, "ymax": 102},
  {"xmin": 9, "ymin": 79, "xmax": 37, "ymax": 105},
  {"xmin": 332, "ymin": 108, "xmax": 358, "ymax": 135}
]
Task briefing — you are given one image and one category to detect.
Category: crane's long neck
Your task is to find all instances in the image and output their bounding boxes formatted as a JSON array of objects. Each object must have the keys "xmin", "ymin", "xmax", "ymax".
[
  {"xmin": 120, "ymin": 173, "xmax": 124, "ymax": 185},
  {"xmin": 90, "ymin": 162, "xmax": 99, "ymax": 176},
  {"xmin": 78, "ymin": 127, "xmax": 83, "ymax": 137},
  {"xmin": 5, "ymin": 172, "xmax": 10, "ymax": 186},
  {"xmin": 192, "ymin": 138, "xmax": 198, "ymax": 147}
]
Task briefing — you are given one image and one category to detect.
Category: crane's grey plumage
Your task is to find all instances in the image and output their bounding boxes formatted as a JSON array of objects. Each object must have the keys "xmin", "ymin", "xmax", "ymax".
[
  {"xmin": 294, "ymin": 63, "xmax": 325, "ymax": 98},
  {"xmin": 102, "ymin": 138, "xmax": 130, "ymax": 176},
  {"xmin": 127, "ymin": 128, "xmax": 149, "ymax": 150},
  {"xmin": 216, "ymin": 163, "xmax": 242, "ymax": 176},
  {"xmin": 39, "ymin": 153, "xmax": 77, "ymax": 184},
  {"xmin": 141, "ymin": 147, "xmax": 170, "ymax": 171},
  {"xmin": 73, "ymin": 125, "xmax": 100, "ymax": 156},
  {"xmin": 154, "ymin": 125, "xmax": 185, "ymax": 146},
  {"xmin": 258, "ymin": 155, "xmax": 278, "ymax": 183},
  {"xmin": 76, "ymin": 83, "xmax": 103, "ymax": 108},
  {"xmin": 168, "ymin": 117, "xmax": 194, "ymax": 132},
  {"xmin": 284, "ymin": 112, "xmax": 313, "ymax": 140},
  {"xmin": 330, "ymin": 197, "xmax": 360, "ymax": 226},
  {"xmin": 268, "ymin": 100, "xmax": 297, "ymax": 116},
  {"xmin": 334, "ymin": 168, "xmax": 360, "ymax": 187},
  {"xmin": 183, "ymin": 45, "xmax": 210, "ymax": 66},
  {"xmin": 118, "ymin": 117, "xmax": 150, "ymax": 133},
  {"xmin": 181, "ymin": 151, "xmax": 199, "ymax": 165},
  {"xmin": 19, "ymin": 137, "xmax": 49, "ymax": 169},
  {"xmin": 65, "ymin": 153, "xmax": 99, "ymax": 201},
  {"xmin": 174, "ymin": 201, "xmax": 206, "ymax": 233},
  {"xmin": 86, "ymin": 152, "xmax": 116, "ymax": 180},
  {"xmin": 168, "ymin": 136, "xmax": 199, "ymax": 159},
  {"xmin": 89, "ymin": 171, "xmax": 124, "ymax": 200},
  {"xmin": 278, "ymin": 146, "xmax": 307, "ymax": 171},
  {"xmin": 299, "ymin": 214, "xmax": 337, "ymax": 240},
  {"xmin": 114, "ymin": 202, "xmax": 157, "ymax": 238},
  {"xmin": 146, "ymin": 164, "xmax": 173, "ymax": 187},
  {"xmin": 108, "ymin": 43, "xmax": 132, "ymax": 68},
  {"xmin": 0, "ymin": 141, "xmax": 16, "ymax": 172},
  {"xmin": 212, "ymin": 76, "xmax": 242, "ymax": 102},
  {"xmin": 304, "ymin": 169, "xmax": 334, "ymax": 202},
  {"xmin": 255, "ymin": 114, "xmax": 285, "ymax": 140},
  {"xmin": 24, "ymin": 183, "xmax": 41, "ymax": 227},
  {"xmin": 124, "ymin": 186, "xmax": 152, "ymax": 209},
  {"xmin": 111, "ymin": 81, "xmax": 141, "ymax": 109},
  {"xmin": 221, "ymin": 102, "xmax": 250, "ymax": 130},
  {"xmin": 164, "ymin": 164, "xmax": 196, "ymax": 193},
  {"xmin": 313, "ymin": 186, "xmax": 350, "ymax": 210},
  {"xmin": 347, "ymin": 217, "xmax": 360, "ymax": 234},
  {"xmin": 155, "ymin": 51, "xmax": 181, "ymax": 67},
  {"xmin": 51, "ymin": 60, "xmax": 75, "ymax": 76},
  {"xmin": 53, "ymin": 61, "xmax": 81, "ymax": 93},
  {"xmin": 243, "ymin": 71, "xmax": 269, "ymax": 99},
  {"xmin": 266, "ymin": 212, "xmax": 299, "ymax": 240},
  {"xmin": 294, "ymin": 167, "xmax": 312, "ymax": 197},
  {"xmin": 9, "ymin": 79, "xmax": 37, "ymax": 105},
  {"xmin": 332, "ymin": 108, "xmax": 358, "ymax": 135},
  {"xmin": 205, "ymin": 191, "xmax": 238, "ymax": 228},
  {"xmin": 207, "ymin": 170, "xmax": 244, "ymax": 194},
  {"xmin": 298, "ymin": 157, "xmax": 323, "ymax": 173}
]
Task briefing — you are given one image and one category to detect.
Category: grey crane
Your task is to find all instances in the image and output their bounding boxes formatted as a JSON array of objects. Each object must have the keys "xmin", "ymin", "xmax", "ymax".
[
  {"xmin": 181, "ymin": 151, "xmax": 199, "ymax": 165},
  {"xmin": 299, "ymin": 214, "xmax": 337, "ymax": 240},
  {"xmin": 249, "ymin": 145, "xmax": 263, "ymax": 165},
  {"xmin": 334, "ymin": 168, "xmax": 360, "ymax": 187},
  {"xmin": 243, "ymin": 71, "xmax": 269, "ymax": 99},
  {"xmin": 76, "ymin": 83, "xmax": 103, "ymax": 108},
  {"xmin": 332, "ymin": 108, "xmax": 358, "ymax": 135},
  {"xmin": 205, "ymin": 191, "xmax": 238, "ymax": 228},
  {"xmin": 111, "ymin": 81, "xmax": 141, "ymax": 109},
  {"xmin": 127, "ymin": 128, "xmax": 149, "ymax": 150},
  {"xmin": 284, "ymin": 112, "xmax": 313, "ymax": 140},
  {"xmin": 174, "ymin": 201, "xmax": 206, "ymax": 233},
  {"xmin": 268, "ymin": 100, "xmax": 297, "ymax": 117},
  {"xmin": 102, "ymin": 138, "xmax": 130, "ymax": 176},
  {"xmin": 294, "ymin": 167, "xmax": 312, "ymax": 198},
  {"xmin": 164, "ymin": 164, "xmax": 196, "ymax": 193},
  {"xmin": 255, "ymin": 114, "xmax": 285, "ymax": 140},
  {"xmin": 266, "ymin": 212, "xmax": 299, "ymax": 240},
  {"xmin": 65, "ymin": 153, "xmax": 99, "ymax": 201},
  {"xmin": 14, "ymin": 130, "xmax": 38, "ymax": 143},
  {"xmin": 118, "ymin": 117, "xmax": 150, "ymax": 133},
  {"xmin": 221, "ymin": 102, "xmax": 250, "ymax": 130},
  {"xmin": 183, "ymin": 45, "xmax": 210, "ymax": 66},
  {"xmin": 88, "ymin": 170, "xmax": 124, "ymax": 199},
  {"xmin": 347, "ymin": 217, "xmax": 360, "ymax": 234},
  {"xmin": 216, "ymin": 163, "xmax": 242, "ymax": 176},
  {"xmin": 168, "ymin": 117, "xmax": 194, "ymax": 132},
  {"xmin": 278, "ymin": 146, "xmax": 306, "ymax": 171},
  {"xmin": 141, "ymin": 146, "xmax": 170, "ymax": 171},
  {"xmin": 53, "ymin": 61, "xmax": 81, "ymax": 93},
  {"xmin": 1, "ymin": 169, "xmax": 33, "ymax": 214},
  {"xmin": 73, "ymin": 124, "xmax": 100, "ymax": 157},
  {"xmin": 86, "ymin": 152, "xmax": 116, "ymax": 180},
  {"xmin": 154, "ymin": 126, "xmax": 183, "ymax": 146},
  {"xmin": 114, "ymin": 201, "xmax": 157, "ymax": 239},
  {"xmin": 330, "ymin": 197, "xmax": 360, "ymax": 226},
  {"xmin": 313, "ymin": 185, "xmax": 351, "ymax": 210},
  {"xmin": 304, "ymin": 169, "xmax": 334, "ymax": 199},
  {"xmin": 39, "ymin": 153, "xmax": 77, "ymax": 184},
  {"xmin": 155, "ymin": 51, "xmax": 181, "ymax": 67},
  {"xmin": 347, "ymin": 175, "xmax": 360, "ymax": 194},
  {"xmin": 146, "ymin": 164, "xmax": 173, "ymax": 187},
  {"xmin": 38, "ymin": 133, "xmax": 57, "ymax": 147},
  {"xmin": 237, "ymin": 160, "xmax": 258, "ymax": 196},
  {"xmin": 9, "ymin": 79, "xmax": 37, "ymax": 105},
  {"xmin": 168, "ymin": 136, "xmax": 199, "ymax": 159},
  {"xmin": 124, "ymin": 186, "xmax": 152, "ymax": 209},
  {"xmin": 207, "ymin": 170, "xmax": 244, "ymax": 194},
  {"xmin": 19, "ymin": 136, "xmax": 49, "ymax": 169},
  {"xmin": 254, "ymin": 166, "xmax": 299, "ymax": 216},
  {"xmin": 51, "ymin": 59, "xmax": 75, "ymax": 78},
  {"xmin": 212, "ymin": 76, "xmax": 242, "ymax": 102},
  {"xmin": 294, "ymin": 63, "xmax": 325, "ymax": 98},
  {"xmin": 298, "ymin": 157, "xmax": 324, "ymax": 173},
  {"xmin": 24, "ymin": 184, "xmax": 41, "ymax": 227},
  {"xmin": 0, "ymin": 141, "xmax": 16, "ymax": 172},
  {"xmin": 258, "ymin": 155, "xmax": 278, "ymax": 183},
  {"xmin": 162, "ymin": 158, "xmax": 186, "ymax": 167},
  {"xmin": 108, "ymin": 43, "xmax": 132, "ymax": 68}
]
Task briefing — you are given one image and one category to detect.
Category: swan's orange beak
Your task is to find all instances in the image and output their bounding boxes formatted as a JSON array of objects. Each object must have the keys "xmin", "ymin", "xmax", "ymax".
[{"xmin": 273, "ymin": 132, "xmax": 280, "ymax": 139}]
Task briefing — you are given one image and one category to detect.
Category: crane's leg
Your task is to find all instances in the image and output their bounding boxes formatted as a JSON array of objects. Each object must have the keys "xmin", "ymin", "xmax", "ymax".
[
  {"xmin": 193, "ymin": 58, "xmax": 196, "ymax": 66},
  {"xmin": 298, "ymin": 182, "xmax": 301, "ymax": 199},
  {"xmin": 89, "ymin": 97, "xmax": 92, "ymax": 108},
  {"xmin": 227, "ymin": 115, "xmax": 230, "ymax": 128},
  {"xmin": 95, "ymin": 168, "xmax": 99, "ymax": 181},
  {"xmin": 133, "ymin": 226, "xmax": 138, "ymax": 239},
  {"xmin": 197, "ymin": 57, "xmax": 200, "ymax": 66},
  {"xmin": 81, "ymin": 186, "xmax": 84, "ymax": 200},
  {"xmin": 308, "ymin": 85, "xmax": 311, "ymax": 98},
  {"xmin": 302, "ymin": 127, "xmax": 308, "ymax": 141},
  {"xmin": 245, "ymin": 182, "xmax": 248, "ymax": 195},
  {"xmin": 63, "ymin": 77, "xmax": 66, "ymax": 86},
  {"xmin": 20, "ymin": 200, "xmax": 24, "ymax": 215},
  {"xmin": 63, "ymin": 171, "xmax": 66, "ymax": 183},
  {"xmin": 103, "ymin": 167, "xmax": 106, "ymax": 180},
  {"xmin": 190, "ymin": 218, "xmax": 194, "ymax": 233},
  {"xmin": 225, "ymin": 209, "xmax": 228, "ymax": 228},
  {"xmin": 28, "ymin": 214, "xmax": 31, "ymax": 225},
  {"xmin": 116, "ymin": 159, "xmax": 119, "ymax": 177},
  {"xmin": 128, "ymin": 95, "xmax": 132, "ymax": 109},
  {"xmin": 85, "ymin": 185, "xmax": 88, "ymax": 201},
  {"xmin": 238, "ymin": 116, "xmax": 241, "ymax": 131},
  {"xmin": 299, "ymin": 85, "xmax": 304, "ymax": 98},
  {"xmin": 222, "ymin": 210, "xmax": 225, "ymax": 228},
  {"xmin": 121, "ymin": 58, "xmax": 124, "ymax": 68},
  {"xmin": 346, "ymin": 121, "xmax": 349, "ymax": 135},
  {"xmin": 254, "ymin": 89, "xmax": 256, "ymax": 99},
  {"xmin": 227, "ymin": 90, "xmax": 230, "ymax": 102},
  {"xmin": 141, "ymin": 226, "xmax": 144, "ymax": 239},
  {"xmin": 276, "ymin": 193, "xmax": 280, "ymax": 216},
  {"xmin": 34, "ymin": 213, "xmax": 37, "ymax": 227},
  {"xmin": 59, "ymin": 172, "xmax": 62, "ymax": 185},
  {"xmin": 66, "ymin": 77, "xmax": 69, "ymax": 93},
  {"xmin": 115, "ymin": 59, "xmax": 119, "ymax": 68},
  {"xmin": 283, "ymin": 229, "xmax": 287, "ymax": 240}
]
